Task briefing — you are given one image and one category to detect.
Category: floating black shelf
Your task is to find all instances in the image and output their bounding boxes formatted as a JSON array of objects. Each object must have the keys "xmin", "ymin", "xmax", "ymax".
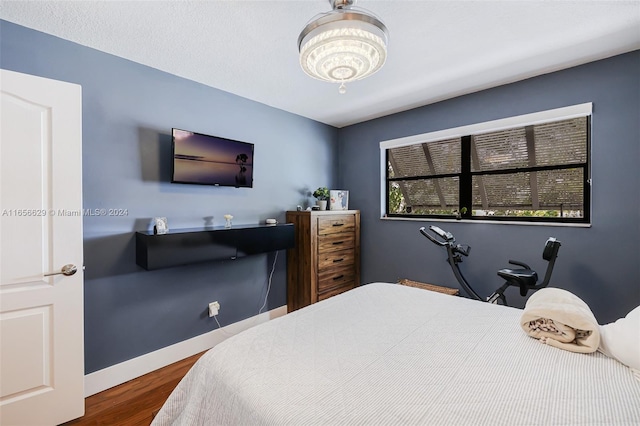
[{"xmin": 136, "ymin": 223, "xmax": 295, "ymax": 270}]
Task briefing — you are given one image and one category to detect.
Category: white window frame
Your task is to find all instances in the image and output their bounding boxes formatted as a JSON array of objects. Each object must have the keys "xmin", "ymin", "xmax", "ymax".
[{"xmin": 379, "ymin": 103, "xmax": 593, "ymax": 224}]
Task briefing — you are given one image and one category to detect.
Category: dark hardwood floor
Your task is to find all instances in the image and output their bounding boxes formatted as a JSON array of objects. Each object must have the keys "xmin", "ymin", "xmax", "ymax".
[{"xmin": 62, "ymin": 352, "xmax": 204, "ymax": 426}]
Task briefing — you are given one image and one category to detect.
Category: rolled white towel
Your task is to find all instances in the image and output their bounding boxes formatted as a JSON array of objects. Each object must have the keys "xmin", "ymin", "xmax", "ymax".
[{"xmin": 520, "ymin": 287, "xmax": 600, "ymax": 353}]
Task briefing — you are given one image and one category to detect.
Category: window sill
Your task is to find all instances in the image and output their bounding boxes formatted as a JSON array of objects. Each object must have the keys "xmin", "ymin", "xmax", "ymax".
[{"xmin": 380, "ymin": 216, "xmax": 591, "ymax": 228}]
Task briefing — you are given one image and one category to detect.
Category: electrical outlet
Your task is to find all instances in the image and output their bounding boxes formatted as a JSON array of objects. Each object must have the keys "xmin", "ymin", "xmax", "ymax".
[{"xmin": 208, "ymin": 301, "xmax": 220, "ymax": 317}]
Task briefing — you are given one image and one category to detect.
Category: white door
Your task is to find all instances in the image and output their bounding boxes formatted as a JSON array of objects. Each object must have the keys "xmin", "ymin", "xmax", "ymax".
[{"xmin": 0, "ymin": 69, "xmax": 84, "ymax": 425}]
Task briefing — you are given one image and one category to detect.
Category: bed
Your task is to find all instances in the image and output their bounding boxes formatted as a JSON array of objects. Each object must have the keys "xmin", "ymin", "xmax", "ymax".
[{"xmin": 152, "ymin": 283, "xmax": 640, "ymax": 425}]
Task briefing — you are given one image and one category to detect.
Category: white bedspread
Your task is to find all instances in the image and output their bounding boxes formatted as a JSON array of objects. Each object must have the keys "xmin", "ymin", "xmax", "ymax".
[{"xmin": 153, "ymin": 283, "xmax": 640, "ymax": 425}]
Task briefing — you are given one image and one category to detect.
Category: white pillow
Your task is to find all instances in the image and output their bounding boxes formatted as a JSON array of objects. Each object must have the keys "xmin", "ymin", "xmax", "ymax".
[{"xmin": 598, "ymin": 306, "xmax": 640, "ymax": 371}]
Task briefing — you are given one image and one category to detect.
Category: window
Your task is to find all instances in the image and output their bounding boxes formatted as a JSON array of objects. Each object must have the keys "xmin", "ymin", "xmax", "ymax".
[{"xmin": 381, "ymin": 104, "xmax": 591, "ymax": 224}]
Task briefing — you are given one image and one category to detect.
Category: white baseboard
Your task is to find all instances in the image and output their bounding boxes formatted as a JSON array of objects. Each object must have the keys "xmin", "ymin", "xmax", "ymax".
[{"xmin": 84, "ymin": 305, "xmax": 288, "ymax": 397}]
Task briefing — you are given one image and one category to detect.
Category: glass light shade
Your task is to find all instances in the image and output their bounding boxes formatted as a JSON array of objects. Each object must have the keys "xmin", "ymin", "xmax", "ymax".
[{"xmin": 299, "ymin": 10, "xmax": 388, "ymax": 84}]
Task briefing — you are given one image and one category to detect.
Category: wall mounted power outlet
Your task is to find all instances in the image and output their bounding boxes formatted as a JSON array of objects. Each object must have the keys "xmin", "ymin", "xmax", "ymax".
[{"xmin": 208, "ymin": 301, "xmax": 220, "ymax": 317}]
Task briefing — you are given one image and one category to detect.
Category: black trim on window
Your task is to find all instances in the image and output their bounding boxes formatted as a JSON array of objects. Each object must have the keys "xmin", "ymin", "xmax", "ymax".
[{"xmin": 385, "ymin": 116, "xmax": 591, "ymax": 224}]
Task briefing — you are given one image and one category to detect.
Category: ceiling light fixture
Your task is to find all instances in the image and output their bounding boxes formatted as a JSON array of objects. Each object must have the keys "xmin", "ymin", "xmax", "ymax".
[{"xmin": 298, "ymin": 0, "xmax": 389, "ymax": 94}]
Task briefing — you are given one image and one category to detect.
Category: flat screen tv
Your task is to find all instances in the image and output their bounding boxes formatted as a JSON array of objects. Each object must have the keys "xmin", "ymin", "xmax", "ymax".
[{"xmin": 171, "ymin": 128, "xmax": 254, "ymax": 188}]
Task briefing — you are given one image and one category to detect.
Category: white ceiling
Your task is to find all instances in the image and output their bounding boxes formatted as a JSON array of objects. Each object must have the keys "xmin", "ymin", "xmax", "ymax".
[{"xmin": 2, "ymin": 1, "xmax": 639, "ymax": 128}]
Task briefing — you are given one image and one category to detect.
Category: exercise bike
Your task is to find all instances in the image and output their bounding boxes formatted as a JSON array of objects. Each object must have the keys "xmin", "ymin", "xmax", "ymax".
[{"xmin": 419, "ymin": 225, "xmax": 561, "ymax": 306}]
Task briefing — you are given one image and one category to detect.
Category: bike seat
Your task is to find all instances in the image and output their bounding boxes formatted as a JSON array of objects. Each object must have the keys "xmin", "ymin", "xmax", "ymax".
[{"xmin": 497, "ymin": 268, "xmax": 538, "ymax": 296}]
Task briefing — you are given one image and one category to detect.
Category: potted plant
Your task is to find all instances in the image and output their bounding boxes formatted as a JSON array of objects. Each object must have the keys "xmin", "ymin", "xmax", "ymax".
[
  {"xmin": 456, "ymin": 207, "xmax": 468, "ymax": 220},
  {"xmin": 313, "ymin": 187, "xmax": 330, "ymax": 210}
]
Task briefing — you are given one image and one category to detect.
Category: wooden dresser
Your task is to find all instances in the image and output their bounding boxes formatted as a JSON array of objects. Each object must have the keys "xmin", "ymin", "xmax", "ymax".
[{"xmin": 286, "ymin": 210, "xmax": 360, "ymax": 312}]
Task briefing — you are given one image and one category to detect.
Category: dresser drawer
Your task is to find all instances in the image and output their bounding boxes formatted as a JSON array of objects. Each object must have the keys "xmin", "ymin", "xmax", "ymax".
[
  {"xmin": 317, "ymin": 233, "xmax": 355, "ymax": 254},
  {"xmin": 317, "ymin": 264, "xmax": 355, "ymax": 293},
  {"xmin": 318, "ymin": 249, "xmax": 354, "ymax": 269},
  {"xmin": 318, "ymin": 282, "xmax": 356, "ymax": 301},
  {"xmin": 317, "ymin": 215, "xmax": 356, "ymax": 236}
]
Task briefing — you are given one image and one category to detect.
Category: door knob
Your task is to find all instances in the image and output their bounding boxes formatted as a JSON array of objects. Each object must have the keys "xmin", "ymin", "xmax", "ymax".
[{"xmin": 45, "ymin": 264, "xmax": 78, "ymax": 277}]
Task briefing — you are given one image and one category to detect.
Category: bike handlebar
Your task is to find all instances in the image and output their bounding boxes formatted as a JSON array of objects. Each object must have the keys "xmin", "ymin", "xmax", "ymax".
[
  {"xmin": 419, "ymin": 226, "xmax": 455, "ymax": 245},
  {"xmin": 420, "ymin": 226, "xmax": 470, "ymax": 256},
  {"xmin": 419, "ymin": 226, "xmax": 446, "ymax": 246}
]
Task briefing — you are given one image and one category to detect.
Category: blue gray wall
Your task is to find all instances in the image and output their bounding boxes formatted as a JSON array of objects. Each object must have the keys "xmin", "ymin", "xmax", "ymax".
[
  {"xmin": 3, "ymin": 19, "xmax": 638, "ymax": 374},
  {"xmin": 339, "ymin": 50, "xmax": 640, "ymax": 323},
  {"xmin": 1, "ymin": 20, "xmax": 338, "ymax": 373}
]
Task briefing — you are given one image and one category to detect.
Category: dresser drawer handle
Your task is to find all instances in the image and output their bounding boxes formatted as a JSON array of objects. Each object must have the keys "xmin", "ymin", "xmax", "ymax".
[
  {"xmin": 333, "ymin": 258, "xmax": 344, "ymax": 263},
  {"xmin": 332, "ymin": 223, "xmax": 345, "ymax": 227},
  {"xmin": 333, "ymin": 275, "xmax": 344, "ymax": 280},
  {"xmin": 332, "ymin": 241, "xmax": 344, "ymax": 245}
]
